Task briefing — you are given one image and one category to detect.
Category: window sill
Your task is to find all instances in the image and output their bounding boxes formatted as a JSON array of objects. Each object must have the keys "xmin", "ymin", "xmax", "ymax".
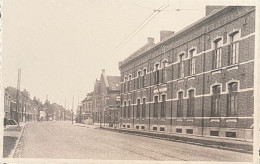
[
  {"xmin": 177, "ymin": 78, "xmax": 184, "ymax": 83},
  {"xmin": 177, "ymin": 119, "xmax": 183, "ymax": 122},
  {"xmin": 211, "ymin": 68, "xmax": 222, "ymax": 75},
  {"xmin": 186, "ymin": 119, "xmax": 194, "ymax": 122},
  {"xmin": 227, "ymin": 64, "xmax": 238, "ymax": 71},
  {"xmin": 187, "ymin": 75, "xmax": 196, "ymax": 81},
  {"xmin": 210, "ymin": 118, "xmax": 221, "ymax": 122},
  {"xmin": 225, "ymin": 118, "xmax": 237, "ymax": 122}
]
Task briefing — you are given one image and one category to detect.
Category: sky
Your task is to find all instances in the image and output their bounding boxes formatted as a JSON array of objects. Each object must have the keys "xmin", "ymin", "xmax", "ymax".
[{"xmin": 2, "ymin": 0, "xmax": 211, "ymax": 112}]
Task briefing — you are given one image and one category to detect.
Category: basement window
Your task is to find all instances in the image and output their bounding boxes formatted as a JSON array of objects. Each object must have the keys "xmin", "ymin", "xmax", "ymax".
[
  {"xmin": 153, "ymin": 127, "xmax": 157, "ymax": 131},
  {"xmin": 160, "ymin": 127, "xmax": 165, "ymax": 131},
  {"xmin": 176, "ymin": 128, "xmax": 182, "ymax": 133},
  {"xmin": 186, "ymin": 129, "xmax": 193, "ymax": 134},
  {"xmin": 210, "ymin": 131, "xmax": 219, "ymax": 136},
  {"xmin": 141, "ymin": 126, "xmax": 145, "ymax": 129},
  {"xmin": 226, "ymin": 132, "xmax": 236, "ymax": 138},
  {"xmin": 123, "ymin": 125, "xmax": 125, "ymax": 127},
  {"xmin": 127, "ymin": 125, "xmax": 130, "ymax": 128},
  {"xmin": 136, "ymin": 126, "xmax": 139, "ymax": 129}
]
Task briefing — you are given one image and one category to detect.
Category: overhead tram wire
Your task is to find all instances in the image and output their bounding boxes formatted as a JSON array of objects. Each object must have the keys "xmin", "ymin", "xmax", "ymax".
[{"xmin": 100, "ymin": 4, "xmax": 169, "ymax": 66}]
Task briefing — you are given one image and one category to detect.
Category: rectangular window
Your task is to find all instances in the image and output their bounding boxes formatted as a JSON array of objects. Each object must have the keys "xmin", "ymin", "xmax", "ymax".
[
  {"xmin": 154, "ymin": 96, "xmax": 158, "ymax": 118},
  {"xmin": 162, "ymin": 61, "xmax": 167, "ymax": 83},
  {"xmin": 161, "ymin": 95, "xmax": 166, "ymax": 118},
  {"xmin": 136, "ymin": 126, "xmax": 139, "ymax": 129},
  {"xmin": 160, "ymin": 127, "xmax": 165, "ymax": 131},
  {"xmin": 153, "ymin": 127, "xmax": 157, "ymax": 131},
  {"xmin": 137, "ymin": 71, "xmax": 141, "ymax": 89},
  {"xmin": 227, "ymin": 82, "xmax": 238, "ymax": 116},
  {"xmin": 211, "ymin": 85, "xmax": 221, "ymax": 117},
  {"xmin": 176, "ymin": 128, "xmax": 182, "ymax": 133},
  {"xmin": 186, "ymin": 129, "xmax": 193, "ymax": 134},
  {"xmin": 141, "ymin": 126, "xmax": 145, "ymax": 129},
  {"xmin": 210, "ymin": 131, "xmax": 219, "ymax": 136},
  {"xmin": 187, "ymin": 90, "xmax": 195, "ymax": 117},
  {"xmin": 226, "ymin": 132, "xmax": 236, "ymax": 138},
  {"xmin": 137, "ymin": 99, "xmax": 140, "ymax": 118},
  {"xmin": 177, "ymin": 92, "xmax": 183, "ymax": 117},
  {"xmin": 127, "ymin": 125, "xmax": 130, "ymax": 128},
  {"xmin": 142, "ymin": 98, "xmax": 146, "ymax": 118}
]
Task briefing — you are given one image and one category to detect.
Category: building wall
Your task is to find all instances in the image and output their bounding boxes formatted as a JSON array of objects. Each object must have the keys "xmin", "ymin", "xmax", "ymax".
[{"xmin": 119, "ymin": 6, "xmax": 255, "ymax": 141}]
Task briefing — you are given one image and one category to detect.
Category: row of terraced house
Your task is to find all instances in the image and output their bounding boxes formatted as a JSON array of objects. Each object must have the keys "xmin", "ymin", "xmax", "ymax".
[
  {"xmin": 4, "ymin": 86, "xmax": 72, "ymax": 123},
  {"xmin": 77, "ymin": 6, "xmax": 255, "ymax": 141}
]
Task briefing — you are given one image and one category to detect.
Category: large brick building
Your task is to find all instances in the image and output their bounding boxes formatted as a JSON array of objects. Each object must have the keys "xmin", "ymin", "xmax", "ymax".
[
  {"xmin": 119, "ymin": 6, "xmax": 255, "ymax": 141},
  {"xmin": 92, "ymin": 69, "xmax": 121, "ymax": 127}
]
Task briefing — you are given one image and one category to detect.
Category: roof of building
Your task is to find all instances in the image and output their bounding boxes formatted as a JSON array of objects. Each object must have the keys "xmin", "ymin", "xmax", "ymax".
[
  {"xmin": 107, "ymin": 76, "xmax": 120, "ymax": 91},
  {"xmin": 119, "ymin": 6, "xmax": 235, "ymax": 66}
]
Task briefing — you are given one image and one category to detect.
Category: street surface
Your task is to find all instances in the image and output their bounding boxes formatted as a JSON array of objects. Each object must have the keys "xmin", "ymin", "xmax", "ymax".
[{"xmin": 18, "ymin": 121, "xmax": 252, "ymax": 161}]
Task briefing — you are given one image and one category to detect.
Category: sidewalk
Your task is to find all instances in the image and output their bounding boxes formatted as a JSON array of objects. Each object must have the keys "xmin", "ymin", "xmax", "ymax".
[
  {"xmin": 3, "ymin": 121, "xmax": 34, "ymax": 158},
  {"xmin": 68, "ymin": 122, "xmax": 253, "ymax": 154}
]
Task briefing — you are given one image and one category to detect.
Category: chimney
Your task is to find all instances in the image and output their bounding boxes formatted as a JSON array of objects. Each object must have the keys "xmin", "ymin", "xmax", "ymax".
[
  {"xmin": 160, "ymin": 31, "xmax": 174, "ymax": 41},
  {"xmin": 147, "ymin": 37, "xmax": 154, "ymax": 44},
  {"xmin": 205, "ymin": 6, "xmax": 225, "ymax": 16}
]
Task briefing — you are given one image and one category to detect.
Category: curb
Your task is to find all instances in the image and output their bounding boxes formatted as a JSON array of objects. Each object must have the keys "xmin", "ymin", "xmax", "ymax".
[
  {"xmin": 99, "ymin": 127, "xmax": 253, "ymax": 154},
  {"xmin": 8, "ymin": 122, "xmax": 32, "ymax": 158}
]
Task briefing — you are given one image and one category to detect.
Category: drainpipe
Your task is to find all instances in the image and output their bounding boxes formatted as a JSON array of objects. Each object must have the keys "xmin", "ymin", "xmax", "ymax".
[{"xmin": 201, "ymin": 32, "xmax": 207, "ymax": 137}]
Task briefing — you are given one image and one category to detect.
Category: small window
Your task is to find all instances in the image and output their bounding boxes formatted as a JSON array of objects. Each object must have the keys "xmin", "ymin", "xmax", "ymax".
[
  {"xmin": 226, "ymin": 132, "xmax": 236, "ymax": 138},
  {"xmin": 160, "ymin": 127, "xmax": 165, "ymax": 131},
  {"xmin": 176, "ymin": 128, "xmax": 182, "ymax": 133},
  {"xmin": 136, "ymin": 126, "xmax": 139, "ymax": 129},
  {"xmin": 127, "ymin": 125, "xmax": 130, "ymax": 128},
  {"xmin": 123, "ymin": 125, "xmax": 126, "ymax": 127},
  {"xmin": 153, "ymin": 127, "xmax": 157, "ymax": 131},
  {"xmin": 210, "ymin": 131, "xmax": 219, "ymax": 136},
  {"xmin": 186, "ymin": 129, "xmax": 193, "ymax": 134},
  {"xmin": 141, "ymin": 126, "xmax": 145, "ymax": 129}
]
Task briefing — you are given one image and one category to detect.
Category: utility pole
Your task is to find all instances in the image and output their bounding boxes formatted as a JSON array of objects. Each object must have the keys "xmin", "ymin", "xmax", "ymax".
[{"xmin": 15, "ymin": 69, "xmax": 21, "ymax": 127}]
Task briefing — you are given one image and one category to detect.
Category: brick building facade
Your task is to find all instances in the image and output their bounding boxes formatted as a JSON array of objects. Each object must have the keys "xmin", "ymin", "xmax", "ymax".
[
  {"xmin": 92, "ymin": 69, "xmax": 121, "ymax": 127},
  {"xmin": 119, "ymin": 6, "xmax": 255, "ymax": 141}
]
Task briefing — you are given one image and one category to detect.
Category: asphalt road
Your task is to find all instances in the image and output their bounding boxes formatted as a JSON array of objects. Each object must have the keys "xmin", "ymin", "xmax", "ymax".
[{"xmin": 19, "ymin": 121, "xmax": 253, "ymax": 161}]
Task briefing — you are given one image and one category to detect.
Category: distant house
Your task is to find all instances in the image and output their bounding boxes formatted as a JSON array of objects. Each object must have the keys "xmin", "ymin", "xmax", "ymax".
[
  {"xmin": 92, "ymin": 69, "xmax": 120, "ymax": 127},
  {"xmin": 81, "ymin": 92, "xmax": 94, "ymax": 124}
]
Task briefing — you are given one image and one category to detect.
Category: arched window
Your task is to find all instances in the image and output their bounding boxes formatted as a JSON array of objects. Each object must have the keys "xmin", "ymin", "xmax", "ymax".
[
  {"xmin": 154, "ymin": 96, "xmax": 159, "ymax": 118},
  {"xmin": 211, "ymin": 85, "xmax": 221, "ymax": 116},
  {"xmin": 177, "ymin": 91, "xmax": 183, "ymax": 117},
  {"xmin": 227, "ymin": 82, "xmax": 238, "ymax": 116},
  {"xmin": 213, "ymin": 38, "xmax": 222, "ymax": 69},
  {"xmin": 162, "ymin": 60, "xmax": 167, "ymax": 83},
  {"xmin": 187, "ymin": 90, "xmax": 195, "ymax": 117},
  {"xmin": 128, "ymin": 75, "xmax": 132, "ymax": 92},
  {"xmin": 228, "ymin": 32, "xmax": 239, "ymax": 65},
  {"xmin": 161, "ymin": 94, "xmax": 166, "ymax": 118},
  {"xmin": 142, "ymin": 68, "xmax": 147, "ymax": 88},
  {"xmin": 137, "ymin": 71, "xmax": 141, "ymax": 89},
  {"xmin": 154, "ymin": 63, "xmax": 160, "ymax": 85},
  {"xmin": 178, "ymin": 54, "xmax": 185, "ymax": 78},
  {"xmin": 142, "ymin": 98, "xmax": 146, "ymax": 118},
  {"xmin": 136, "ymin": 99, "xmax": 141, "ymax": 118},
  {"xmin": 188, "ymin": 49, "xmax": 196, "ymax": 75},
  {"xmin": 123, "ymin": 101, "xmax": 127, "ymax": 118},
  {"xmin": 128, "ymin": 100, "xmax": 131, "ymax": 118}
]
